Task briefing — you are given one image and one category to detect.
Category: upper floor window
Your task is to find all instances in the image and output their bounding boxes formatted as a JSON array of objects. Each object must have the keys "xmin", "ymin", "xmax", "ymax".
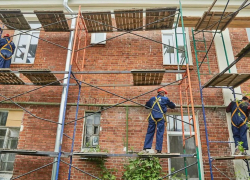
[
  {"xmin": 82, "ymin": 113, "xmax": 101, "ymax": 148},
  {"xmin": 91, "ymin": 33, "xmax": 106, "ymax": 45},
  {"xmin": 12, "ymin": 23, "xmax": 40, "ymax": 64},
  {"xmin": 162, "ymin": 28, "xmax": 192, "ymax": 65}
]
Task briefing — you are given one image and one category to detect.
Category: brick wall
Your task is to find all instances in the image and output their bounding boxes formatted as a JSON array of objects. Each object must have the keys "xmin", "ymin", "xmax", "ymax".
[{"xmin": 2, "ymin": 27, "xmax": 249, "ymax": 179}]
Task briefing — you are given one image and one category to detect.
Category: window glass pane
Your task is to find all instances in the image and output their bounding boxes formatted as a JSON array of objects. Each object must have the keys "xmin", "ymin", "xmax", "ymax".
[
  {"xmin": 169, "ymin": 136, "xmax": 198, "ymax": 179},
  {"xmin": 0, "ymin": 129, "xmax": 6, "ymax": 137},
  {"xmin": 92, "ymin": 136, "xmax": 99, "ymax": 146},
  {"xmin": 0, "ymin": 139, "xmax": 4, "ymax": 148},
  {"xmin": 168, "ymin": 116, "xmax": 193, "ymax": 132},
  {"xmin": 86, "ymin": 126, "xmax": 92, "ymax": 135},
  {"xmin": 0, "ymin": 112, "xmax": 8, "ymax": 126},
  {"xmin": 86, "ymin": 117, "xmax": 93, "ymax": 125},
  {"xmin": 27, "ymin": 32, "xmax": 39, "ymax": 63},
  {"xmin": 13, "ymin": 34, "xmax": 29, "ymax": 63},
  {"xmin": 95, "ymin": 33, "xmax": 105, "ymax": 42},
  {"xmin": 94, "ymin": 116, "xmax": 100, "ymax": 124},
  {"xmin": 163, "ymin": 34, "xmax": 175, "ymax": 64},
  {"xmin": 8, "ymin": 139, "xmax": 18, "ymax": 149},
  {"xmin": 6, "ymin": 162, "xmax": 13, "ymax": 171},
  {"xmin": 177, "ymin": 34, "xmax": 186, "ymax": 65},
  {"xmin": 7, "ymin": 154, "xmax": 15, "ymax": 162},
  {"xmin": 9, "ymin": 129, "xmax": 19, "ymax": 138},
  {"xmin": 0, "ymin": 162, "xmax": 6, "ymax": 171}
]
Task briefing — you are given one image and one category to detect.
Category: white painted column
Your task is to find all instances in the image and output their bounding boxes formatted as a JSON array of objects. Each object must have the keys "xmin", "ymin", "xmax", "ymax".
[{"xmin": 214, "ymin": 28, "xmax": 248, "ymax": 179}]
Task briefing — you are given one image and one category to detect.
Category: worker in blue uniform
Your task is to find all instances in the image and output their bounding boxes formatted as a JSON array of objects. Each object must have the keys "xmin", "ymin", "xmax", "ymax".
[
  {"xmin": 0, "ymin": 34, "xmax": 16, "ymax": 68},
  {"xmin": 226, "ymin": 96, "xmax": 250, "ymax": 155},
  {"xmin": 142, "ymin": 88, "xmax": 176, "ymax": 153}
]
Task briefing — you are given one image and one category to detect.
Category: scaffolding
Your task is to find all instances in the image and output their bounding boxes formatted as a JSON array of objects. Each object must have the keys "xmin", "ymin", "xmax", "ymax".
[
  {"xmin": 0, "ymin": 0, "xmax": 250, "ymax": 179},
  {"xmin": 192, "ymin": 0, "xmax": 250, "ymax": 179}
]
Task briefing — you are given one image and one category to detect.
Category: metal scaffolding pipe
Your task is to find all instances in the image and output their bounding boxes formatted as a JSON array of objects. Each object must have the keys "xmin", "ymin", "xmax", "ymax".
[{"xmin": 51, "ymin": 0, "xmax": 76, "ymax": 179}]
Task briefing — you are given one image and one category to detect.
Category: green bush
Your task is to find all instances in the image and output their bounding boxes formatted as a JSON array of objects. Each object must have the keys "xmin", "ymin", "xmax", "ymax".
[{"xmin": 122, "ymin": 157, "xmax": 162, "ymax": 180}]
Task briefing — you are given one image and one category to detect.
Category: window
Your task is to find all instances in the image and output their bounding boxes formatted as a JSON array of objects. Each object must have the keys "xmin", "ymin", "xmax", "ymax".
[
  {"xmin": 162, "ymin": 28, "xmax": 192, "ymax": 65},
  {"xmin": 246, "ymin": 28, "xmax": 250, "ymax": 42},
  {"xmin": 83, "ymin": 113, "xmax": 101, "ymax": 148},
  {"xmin": 0, "ymin": 111, "xmax": 22, "ymax": 179},
  {"xmin": 167, "ymin": 115, "xmax": 199, "ymax": 180},
  {"xmin": 90, "ymin": 33, "xmax": 106, "ymax": 44},
  {"xmin": 12, "ymin": 23, "xmax": 40, "ymax": 64}
]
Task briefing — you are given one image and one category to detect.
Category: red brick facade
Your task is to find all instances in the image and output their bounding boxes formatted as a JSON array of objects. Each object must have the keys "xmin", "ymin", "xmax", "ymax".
[{"xmin": 1, "ymin": 27, "xmax": 249, "ymax": 179}]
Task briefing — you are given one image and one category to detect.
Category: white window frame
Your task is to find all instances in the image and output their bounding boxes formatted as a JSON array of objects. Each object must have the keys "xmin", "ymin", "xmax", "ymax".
[
  {"xmin": 12, "ymin": 23, "xmax": 40, "ymax": 64},
  {"xmin": 90, "ymin": 33, "xmax": 106, "ymax": 44},
  {"xmin": 162, "ymin": 28, "xmax": 193, "ymax": 65},
  {"xmin": 246, "ymin": 28, "xmax": 250, "ymax": 42},
  {"xmin": 167, "ymin": 114, "xmax": 203, "ymax": 180},
  {"xmin": 0, "ymin": 127, "xmax": 19, "ymax": 174},
  {"xmin": 81, "ymin": 112, "xmax": 101, "ymax": 151}
]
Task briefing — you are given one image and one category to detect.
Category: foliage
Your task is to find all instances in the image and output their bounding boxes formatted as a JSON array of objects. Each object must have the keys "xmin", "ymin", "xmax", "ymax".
[
  {"xmin": 85, "ymin": 145, "xmax": 117, "ymax": 180},
  {"xmin": 170, "ymin": 167, "xmax": 186, "ymax": 180},
  {"xmin": 122, "ymin": 157, "xmax": 162, "ymax": 180},
  {"xmin": 238, "ymin": 141, "xmax": 245, "ymax": 153}
]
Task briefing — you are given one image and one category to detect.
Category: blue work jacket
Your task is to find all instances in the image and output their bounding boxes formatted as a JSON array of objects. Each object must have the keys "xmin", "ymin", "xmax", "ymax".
[
  {"xmin": 145, "ymin": 95, "xmax": 175, "ymax": 119},
  {"xmin": 0, "ymin": 37, "xmax": 15, "ymax": 59}
]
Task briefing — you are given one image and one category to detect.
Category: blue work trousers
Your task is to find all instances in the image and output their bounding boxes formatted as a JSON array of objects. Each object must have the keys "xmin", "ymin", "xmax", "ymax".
[
  {"xmin": 143, "ymin": 117, "xmax": 165, "ymax": 151},
  {"xmin": 0, "ymin": 57, "xmax": 11, "ymax": 68},
  {"xmin": 232, "ymin": 124, "xmax": 248, "ymax": 150}
]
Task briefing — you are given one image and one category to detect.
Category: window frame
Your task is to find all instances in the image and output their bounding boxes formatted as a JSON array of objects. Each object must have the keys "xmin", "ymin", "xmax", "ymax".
[
  {"xmin": 166, "ymin": 114, "xmax": 202, "ymax": 180},
  {"xmin": 0, "ymin": 127, "xmax": 20, "ymax": 174},
  {"xmin": 11, "ymin": 23, "xmax": 40, "ymax": 65},
  {"xmin": 82, "ymin": 112, "xmax": 101, "ymax": 150},
  {"xmin": 162, "ymin": 28, "xmax": 193, "ymax": 66},
  {"xmin": 246, "ymin": 28, "xmax": 250, "ymax": 42}
]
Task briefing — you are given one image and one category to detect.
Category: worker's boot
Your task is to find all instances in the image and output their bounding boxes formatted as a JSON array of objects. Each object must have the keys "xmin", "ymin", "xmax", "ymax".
[
  {"xmin": 156, "ymin": 150, "xmax": 162, "ymax": 154},
  {"xmin": 234, "ymin": 146, "xmax": 241, "ymax": 155}
]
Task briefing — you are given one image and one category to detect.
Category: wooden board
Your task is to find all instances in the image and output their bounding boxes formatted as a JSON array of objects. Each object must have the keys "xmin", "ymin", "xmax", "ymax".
[
  {"xmin": 82, "ymin": 12, "xmax": 113, "ymax": 33},
  {"xmin": 213, "ymin": 155, "xmax": 250, "ymax": 160},
  {"xmin": 145, "ymin": 7, "xmax": 176, "ymax": 30},
  {"xmin": 195, "ymin": 11, "xmax": 235, "ymax": 31},
  {"xmin": 0, "ymin": 9, "xmax": 30, "ymax": 30},
  {"xmin": 236, "ymin": 42, "xmax": 250, "ymax": 58},
  {"xmin": 19, "ymin": 69, "xmax": 60, "ymax": 85},
  {"xmin": 203, "ymin": 73, "xmax": 250, "ymax": 88},
  {"xmin": 35, "ymin": 10, "xmax": 69, "ymax": 32},
  {"xmin": 179, "ymin": 16, "xmax": 250, "ymax": 28},
  {"xmin": 114, "ymin": 9, "xmax": 143, "ymax": 31},
  {"xmin": 0, "ymin": 68, "xmax": 24, "ymax": 85},
  {"xmin": 131, "ymin": 69, "xmax": 165, "ymax": 86}
]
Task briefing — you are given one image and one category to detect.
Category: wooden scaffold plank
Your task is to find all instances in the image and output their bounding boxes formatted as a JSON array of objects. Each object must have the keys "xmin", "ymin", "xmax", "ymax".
[
  {"xmin": 19, "ymin": 69, "xmax": 60, "ymax": 85},
  {"xmin": 145, "ymin": 7, "xmax": 176, "ymax": 30},
  {"xmin": 82, "ymin": 11, "xmax": 113, "ymax": 33},
  {"xmin": 35, "ymin": 10, "xmax": 70, "ymax": 32},
  {"xmin": 114, "ymin": 9, "xmax": 143, "ymax": 31},
  {"xmin": 0, "ymin": 68, "xmax": 25, "ymax": 85},
  {"xmin": 0, "ymin": 9, "xmax": 30, "ymax": 30},
  {"xmin": 131, "ymin": 70, "xmax": 165, "ymax": 86},
  {"xmin": 236, "ymin": 42, "xmax": 250, "ymax": 58}
]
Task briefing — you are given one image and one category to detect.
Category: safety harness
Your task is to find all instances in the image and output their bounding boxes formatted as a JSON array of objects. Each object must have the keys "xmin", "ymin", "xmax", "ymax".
[
  {"xmin": 231, "ymin": 101, "xmax": 248, "ymax": 128},
  {"xmin": 146, "ymin": 96, "xmax": 166, "ymax": 125},
  {"xmin": 0, "ymin": 39, "xmax": 13, "ymax": 60}
]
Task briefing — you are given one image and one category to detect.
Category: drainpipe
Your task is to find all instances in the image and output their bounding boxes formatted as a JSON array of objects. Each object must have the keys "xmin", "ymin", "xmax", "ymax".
[{"xmin": 51, "ymin": 0, "xmax": 76, "ymax": 179}]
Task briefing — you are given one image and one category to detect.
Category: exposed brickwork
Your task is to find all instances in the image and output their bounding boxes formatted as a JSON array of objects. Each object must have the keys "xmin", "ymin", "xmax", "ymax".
[{"xmin": 1, "ymin": 26, "xmax": 249, "ymax": 179}]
